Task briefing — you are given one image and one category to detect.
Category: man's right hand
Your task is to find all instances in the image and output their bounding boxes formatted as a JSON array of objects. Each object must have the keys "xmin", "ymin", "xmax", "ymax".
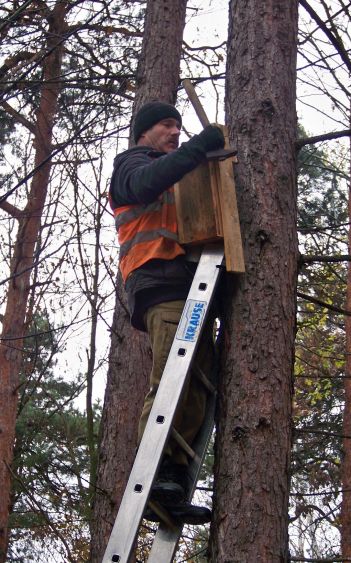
[{"xmin": 198, "ymin": 125, "xmax": 225, "ymax": 151}]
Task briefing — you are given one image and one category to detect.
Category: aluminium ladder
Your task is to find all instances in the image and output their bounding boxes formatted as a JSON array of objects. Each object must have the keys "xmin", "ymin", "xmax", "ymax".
[{"xmin": 102, "ymin": 243, "xmax": 224, "ymax": 563}]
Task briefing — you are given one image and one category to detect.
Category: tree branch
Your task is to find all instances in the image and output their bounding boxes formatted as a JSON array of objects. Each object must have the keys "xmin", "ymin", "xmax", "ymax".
[
  {"xmin": 294, "ymin": 373, "xmax": 351, "ymax": 379},
  {"xmin": 290, "ymin": 502, "xmax": 337, "ymax": 525},
  {"xmin": 0, "ymin": 50, "xmax": 39, "ymax": 79},
  {"xmin": 67, "ymin": 23, "xmax": 142, "ymax": 37},
  {"xmin": 295, "ymin": 427, "xmax": 351, "ymax": 439},
  {"xmin": 297, "ymin": 291, "xmax": 351, "ymax": 316},
  {"xmin": 296, "ymin": 129, "xmax": 351, "ymax": 149},
  {"xmin": 0, "ymin": 200, "xmax": 24, "ymax": 218},
  {"xmin": 183, "ymin": 39, "xmax": 226, "ymax": 51},
  {"xmin": 298, "ymin": 222, "xmax": 350, "ymax": 235},
  {"xmin": 290, "ymin": 558, "xmax": 351, "ymax": 562},
  {"xmin": 299, "ymin": 0, "xmax": 351, "ymax": 74},
  {"xmin": 0, "ymin": 100, "xmax": 113, "ymax": 204},
  {"xmin": 0, "ymin": 100, "xmax": 36, "ymax": 134},
  {"xmin": 299, "ymin": 254, "xmax": 351, "ymax": 264},
  {"xmin": 291, "ymin": 487, "xmax": 351, "ymax": 497}
]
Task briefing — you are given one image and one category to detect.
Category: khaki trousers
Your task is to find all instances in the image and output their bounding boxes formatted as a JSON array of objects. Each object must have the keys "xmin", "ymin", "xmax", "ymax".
[{"xmin": 138, "ymin": 300, "xmax": 214, "ymax": 466}]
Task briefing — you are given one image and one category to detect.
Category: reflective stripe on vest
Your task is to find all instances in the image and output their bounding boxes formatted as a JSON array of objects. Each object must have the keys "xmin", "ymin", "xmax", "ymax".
[
  {"xmin": 114, "ymin": 190, "xmax": 175, "ymax": 230},
  {"xmin": 111, "ymin": 187, "xmax": 184, "ymax": 281},
  {"xmin": 119, "ymin": 228, "xmax": 178, "ymax": 258}
]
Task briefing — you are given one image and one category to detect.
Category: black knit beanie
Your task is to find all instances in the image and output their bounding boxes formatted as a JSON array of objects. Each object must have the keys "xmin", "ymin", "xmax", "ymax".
[{"xmin": 133, "ymin": 101, "xmax": 182, "ymax": 143}]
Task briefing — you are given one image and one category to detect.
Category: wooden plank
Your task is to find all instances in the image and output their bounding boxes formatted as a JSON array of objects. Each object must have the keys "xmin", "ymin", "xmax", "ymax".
[
  {"xmin": 182, "ymin": 79, "xmax": 210, "ymax": 127},
  {"xmin": 217, "ymin": 156, "xmax": 245, "ymax": 273},
  {"xmin": 174, "ymin": 162, "xmax": 221, "ymax": 245},
  {"xmin": 208, "ymin": 161, "xmax": 223, "ymax": 237},
  {"xmin": 211, "ymin": 124, "xmax": 244, "ymax": 273}
]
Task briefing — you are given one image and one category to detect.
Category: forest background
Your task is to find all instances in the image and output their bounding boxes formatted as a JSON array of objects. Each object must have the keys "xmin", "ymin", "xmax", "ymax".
[{"xmin": 0, "ymin": 0, "xmax": 350, "ymax": 561}]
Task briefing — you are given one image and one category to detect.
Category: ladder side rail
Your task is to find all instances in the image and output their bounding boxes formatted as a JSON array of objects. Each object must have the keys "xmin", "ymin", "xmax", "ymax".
[
  {"xmin": 148, "ymin": 354, "xmax": 218, "ymax": 562},
  {"xmin": 102, "ymin": 244, "xmax": 224, "ymax": 563}
]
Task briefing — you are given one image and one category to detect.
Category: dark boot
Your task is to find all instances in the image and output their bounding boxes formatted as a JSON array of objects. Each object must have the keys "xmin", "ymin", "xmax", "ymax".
[
  {"xmin": 167, "ymin": 501, "xmax": 211, "ymax": 525},
  {"xmin": 150, "ymin": 458, "xmax": 186, "ymax": 505},
  {"xmin": 144, "ymin": 501, "xmax": 211, "ymax": 525},
  {"xmin": 147, "ymin": 459, "xmax": 211, "ymax": 525},
  {"xmin": 170, "ymin": 464, "xmax": 190, "ymax": 497}
]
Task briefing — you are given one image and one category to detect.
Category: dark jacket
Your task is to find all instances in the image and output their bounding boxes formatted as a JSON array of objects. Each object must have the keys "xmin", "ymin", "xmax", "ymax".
[{"xmin": 110, "ymin": 136, "xmax": 210, "ymax": 331}]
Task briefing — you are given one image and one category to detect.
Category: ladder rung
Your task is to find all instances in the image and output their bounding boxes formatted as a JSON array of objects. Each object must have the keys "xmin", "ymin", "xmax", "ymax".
[
  {"xmin": 193, "ymin": 364, "xmax": 216, "ymax": 394},
  {"xmin": 171, "ymin": 427, "xmax": 201, "ymax": 463}
]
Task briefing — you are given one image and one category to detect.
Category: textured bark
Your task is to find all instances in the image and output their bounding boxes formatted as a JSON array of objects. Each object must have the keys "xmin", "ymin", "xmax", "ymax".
[
  {"xmin": 0, "ymin": 4, "xmax": 66, "ymax": 560},
  {"xmin": 90, "ymin": 286, "xmax": 151, "ymax": 563},
  {"xmin": 132, "ymin": 0, "xmax": 188, "ymax": 119},
  {"xmin": 341, "ymin": 132, "xmax": 351, "ymax": 560},
  {"xmin": 90, "ymin": 1, "xmax": 187, "ymax": 560},
  {"xmin": 211, "ymin": 1, "xmax": 298, "ymax": 562}
]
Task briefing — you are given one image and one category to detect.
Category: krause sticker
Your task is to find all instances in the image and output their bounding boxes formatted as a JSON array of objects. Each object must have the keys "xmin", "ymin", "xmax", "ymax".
[{"xmin": 176, "ymin": 299, "xmax": 207, "ymax": 342}]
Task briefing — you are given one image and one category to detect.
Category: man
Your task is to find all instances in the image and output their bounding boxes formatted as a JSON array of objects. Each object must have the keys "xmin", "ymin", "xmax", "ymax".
[{"xmin": 110, "ymin": 101, "xmax": 224, "ymax": 524}]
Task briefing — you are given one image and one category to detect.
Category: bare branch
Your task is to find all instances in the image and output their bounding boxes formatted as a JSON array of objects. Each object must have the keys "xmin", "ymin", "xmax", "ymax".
[
  {"xmin": 297, "ymin": 290, "xmax": 351, "ymax": 316},
  {"xmin": 183, "ymin": 39, "xmax": 226, "ymax": 51},
  {"xmin": 299, "ymin": 253, "xmax": 351, "ymax": 264},
  {"xmin": 290, "ymin": 558, "xmax": 351, "ymax": 562},
  {"xmin": 296, "ymin": 128, "xmax": 351, "ymax": 149},
  {"xmin": 295, "ymin": 427, "xmax": 351, "ymax": 439},
  {"xmin": 299, "ymin": 0, "xmax": 351, "ymax": 74},
  {"xmin": 68, "ymin": 23, "xmax": 142, "ymax": 37},
  {"xmin": 0, "ymin": 100, "xmax": 36, "ymax": 134},
  {"xmin": 0, "ymin": 201, "xmax": 24, "ymax": 219}
]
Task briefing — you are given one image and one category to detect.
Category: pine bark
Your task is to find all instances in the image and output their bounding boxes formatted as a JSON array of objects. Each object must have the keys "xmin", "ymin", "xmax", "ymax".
[
  {"xmin": 90, "ymin": 1, "xmax": 187, "ymax": 560},
  {"xmin": 0, "ymin": 3, "xmax": 66, "ymax": 560},
  {"xmin": 211, "ymin": 1, "xmax": 298, "ymax": 561},
  {"xmin": 341, "ymin": 130, "xmax": 351, "ymax": 560},
  {"xmin": 133, "ymin": 0, "xmax": 188, "ymax": 115}
]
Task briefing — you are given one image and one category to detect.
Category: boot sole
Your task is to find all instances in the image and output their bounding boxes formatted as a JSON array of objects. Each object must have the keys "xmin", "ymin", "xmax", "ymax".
[{"xmin": 144, "ymin": 508, "xmax": 211, "ymax": 526}]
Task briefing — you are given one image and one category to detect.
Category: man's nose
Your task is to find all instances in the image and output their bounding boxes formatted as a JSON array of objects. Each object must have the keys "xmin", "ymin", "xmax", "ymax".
[{"xmin": 171, "ymin": 126, "xmax": 181, "ymax": 136}]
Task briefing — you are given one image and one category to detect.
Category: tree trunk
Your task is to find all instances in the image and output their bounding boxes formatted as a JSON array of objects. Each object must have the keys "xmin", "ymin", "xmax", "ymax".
[
  {"xmin": 0, "ymin": 3, "xmax": 66, "ymax": 560},
  {"xmin": 133, "ymin": 0, "xmax": 188, "ymax": 115},
  {"xmin": 90, "ymin": 282, "xmax": 151, "ymax": 561},
  {"xmin": 211, "ymin": 1, "xmax": 298, "ymax": 562},
  {"xmin": 90, "ymin": 1, "xmax": 187, "ymax": 560},
  {"xmin": 341, "ymin": 126, "xmax": 351, "ymax": 560}
]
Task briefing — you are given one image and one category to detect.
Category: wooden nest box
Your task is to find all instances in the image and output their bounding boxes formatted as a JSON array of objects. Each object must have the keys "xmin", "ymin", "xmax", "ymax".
[{"xmin": 175, "ymin": 125, "xmax": 245, "ymax": 273}]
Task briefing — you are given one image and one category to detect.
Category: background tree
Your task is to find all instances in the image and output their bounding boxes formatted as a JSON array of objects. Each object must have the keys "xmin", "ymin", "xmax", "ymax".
[
  {"xmin": 0, "ymin": 1, "xmax": 144, "ymax": 559},
  {"xmin": 0, "ymin": 4, "xmax": 67, "ymax": 556},
  {"xmin": 90, "ymin": 0, "xmax": 188, "ymax": 559},
  {"xmin": 342, "ymin": 120, "xmax": 351, "ymax": 559}
]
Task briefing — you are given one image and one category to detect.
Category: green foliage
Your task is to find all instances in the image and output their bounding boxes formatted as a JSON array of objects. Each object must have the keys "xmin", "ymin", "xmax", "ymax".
[
  {"xmin": 294, "ymin": 306, "xmax": 344, "ymax": 489},
  {"xmin": 297, "ymin": 129, "xmax": 348, "ymax": 235},
  {"xmin": 290, "ymin": 133, "xmax": 348, "ymax": 554},
  {"xmin": 7, "ymin": 313, "xmax": 101, "ymax": 563}
]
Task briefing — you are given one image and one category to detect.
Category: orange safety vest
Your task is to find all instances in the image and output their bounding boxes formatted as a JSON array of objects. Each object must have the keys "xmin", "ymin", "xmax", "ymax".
[{"xmin": 111, "ymin": 187, "xmax": 185, "ymax": 282}]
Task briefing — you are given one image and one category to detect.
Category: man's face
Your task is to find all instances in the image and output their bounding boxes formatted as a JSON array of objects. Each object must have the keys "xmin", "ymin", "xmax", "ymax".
[{"xmin": 138, "ymin": 118, "xmax": 181, "ymax": 153}]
